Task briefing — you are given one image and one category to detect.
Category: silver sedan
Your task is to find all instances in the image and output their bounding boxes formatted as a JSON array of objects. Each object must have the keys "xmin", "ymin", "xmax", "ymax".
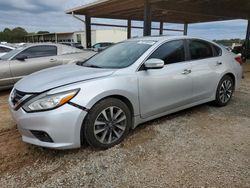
[
  {"xmin": 9, "ymin": 36, "xmax": 242, "ymax": 149},
  {"xmin": 0, "ymin": 44, "xmax": 15, "ymax": 57},
  {"xmin": 0, "ymin": 43, "xmax": 95, "ymax": 90}
]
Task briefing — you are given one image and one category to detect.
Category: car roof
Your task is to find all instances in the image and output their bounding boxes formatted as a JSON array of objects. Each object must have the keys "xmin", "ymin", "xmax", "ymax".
[
  {"xmin": 25, "ymin": 43, "xmax": 60, "ymax": 47},
  {"xmin": 128, "ymin": 35, "xmax": 213, "ymax": 43},
  {"xmin": 0, "ymin": 44, "xmax": 15, "ymax": 49},
  {"xmin": 128, "ymin": 35, "xmax": 221, "ymax": 48},
  {"xmin": 21, "ymin": 43, "xmax": 83, "ymax": 55},
  {"xmin": 128, "ymin": 35, "xmax": 187, "ymax": 42},
  {"xmin": 95, "ymin": 42, "xmax": 114, "ymax": 44}
]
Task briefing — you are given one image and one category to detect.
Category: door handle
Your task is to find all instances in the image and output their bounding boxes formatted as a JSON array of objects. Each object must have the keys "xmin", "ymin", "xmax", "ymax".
[
  {"xmin": 216, "ymin": 61, "xmax": 223, "ymax": 66},
  {"xmin": 182, "ymin": 69, "xmax": 192, "ymax": 75}
]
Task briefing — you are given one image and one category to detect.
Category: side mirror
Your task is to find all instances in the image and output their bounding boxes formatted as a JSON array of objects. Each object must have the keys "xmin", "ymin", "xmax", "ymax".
[
  {"xmin": 16, "ymin": 54, "xmax": 27, "ymax": 61},
  {"xmin": 144, "ymin": 58, "xmax": 164, "ymax": 69}
]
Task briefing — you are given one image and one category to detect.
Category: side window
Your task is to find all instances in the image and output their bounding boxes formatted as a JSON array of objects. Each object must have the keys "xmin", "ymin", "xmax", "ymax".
[
  {"xmin": 149, "ymin": 40, "xmax": 185, "ymax": 65},
  {"xmin": 0, "ymin": 47, "xmax": 12, "ymax": 53},
  {"xmin": 103, "ymin": 43, "xmax": 111, "ymax": 47},
  {"xmin": 16, "ymin": 45, "xmax": 57, "ymax": 59},
  {"xmin": 188, "ymin": 40, "xmax": 213, "ymax": 60},
  {"xmin": 0, "ymin": 47, "xmax": 5, "ymax": 53},
  {"xmin": 213, "ymin": 44, "xmax": 222, "ymax": 57},
  {"xmin": 93, "ymin": 44, "xmax": 101, "ymax": 48}
]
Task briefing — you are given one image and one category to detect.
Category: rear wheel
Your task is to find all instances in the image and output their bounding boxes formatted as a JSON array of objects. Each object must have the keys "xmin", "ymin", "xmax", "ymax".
[
  {"xmin": 83, "ymin": 98, "xmax": 131, "ymax": 149},
  {"xmin": 214, "ymin": 75, "xmax": 234, "ymax": 107}
]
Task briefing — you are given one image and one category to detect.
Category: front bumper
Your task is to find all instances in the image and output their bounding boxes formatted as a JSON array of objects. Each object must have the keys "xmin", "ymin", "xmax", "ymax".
[{"xmin": 9, "ymin": 103, "xmax": 88, "ymax": 149}]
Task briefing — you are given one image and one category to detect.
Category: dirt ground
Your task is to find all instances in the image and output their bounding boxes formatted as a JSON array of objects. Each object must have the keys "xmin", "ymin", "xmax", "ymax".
[{"xmin": 0, "ymin": 63, "xmax": 250, "ymax": 187}]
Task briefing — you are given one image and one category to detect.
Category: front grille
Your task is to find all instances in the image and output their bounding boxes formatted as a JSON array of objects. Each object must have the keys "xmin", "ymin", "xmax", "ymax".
[{"xmin": 11, "ymin": 89, "xmax": 26, "ymax": 106}]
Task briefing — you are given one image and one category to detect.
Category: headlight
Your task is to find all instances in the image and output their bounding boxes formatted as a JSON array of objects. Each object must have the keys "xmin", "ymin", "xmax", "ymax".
[{"xmin": 23, "ymin": 89, "xmax": 80, "ymax": 112}]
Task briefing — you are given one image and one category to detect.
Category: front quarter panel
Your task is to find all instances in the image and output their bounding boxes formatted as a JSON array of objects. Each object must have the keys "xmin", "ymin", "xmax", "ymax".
[
  {"xmin": 0, "ymin": 60, "xmax": 14, "ymax": 88},
  {"xmin": 51, "ymin": 74, "xmax": 140, "ymax": 116}
]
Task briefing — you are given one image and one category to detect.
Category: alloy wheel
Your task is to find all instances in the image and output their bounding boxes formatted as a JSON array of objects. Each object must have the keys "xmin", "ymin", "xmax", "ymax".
[
  {"xmin": 219, "ymin": 79, "xmax": 233, "ymax": 104},
  {"xmin": 93, "ymin": 106, "xmax": 127, "ymax": 144}
]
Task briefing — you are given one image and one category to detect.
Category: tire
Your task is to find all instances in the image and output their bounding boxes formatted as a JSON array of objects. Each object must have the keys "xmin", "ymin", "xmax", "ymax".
[
  {"xmin": 214, "ymin": 75, "xmax": 234, "ymax": 107},
  {"xmin": 83, "ymin": 98, "xmax": 132, "ymax": 149}
]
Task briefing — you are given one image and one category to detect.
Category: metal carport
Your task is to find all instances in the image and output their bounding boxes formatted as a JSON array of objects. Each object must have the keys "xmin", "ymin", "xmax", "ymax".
[{"xmin": 66, "ymin": 0, "xmax": 250, "ymax": 53}]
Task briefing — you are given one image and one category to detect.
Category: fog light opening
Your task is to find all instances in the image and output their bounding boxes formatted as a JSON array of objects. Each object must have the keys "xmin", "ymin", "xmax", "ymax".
[{"xmin": 30, "ymin": 130, "xmax": 54, "ymax": 143}]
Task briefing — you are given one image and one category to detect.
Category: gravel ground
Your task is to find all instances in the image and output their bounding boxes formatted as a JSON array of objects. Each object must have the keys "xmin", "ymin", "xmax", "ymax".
[{"xmin": 0, "ymin": 63, "xmax": 250, "ymax": 187}]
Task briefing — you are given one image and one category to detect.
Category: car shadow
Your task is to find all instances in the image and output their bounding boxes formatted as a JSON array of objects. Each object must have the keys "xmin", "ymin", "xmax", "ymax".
[
  {"xmin": 31, "ymin": 103, "xmax": 214, "ymax": 155},
  {"xmin": 0, "ymin": 89, "xmax": 11, "ymax": 97}
]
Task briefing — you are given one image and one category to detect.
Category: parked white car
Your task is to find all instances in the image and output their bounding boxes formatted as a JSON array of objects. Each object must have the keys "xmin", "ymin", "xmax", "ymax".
[{"xmin": 0, "ymin": 44, "xmax": 15, "ymax": 57}]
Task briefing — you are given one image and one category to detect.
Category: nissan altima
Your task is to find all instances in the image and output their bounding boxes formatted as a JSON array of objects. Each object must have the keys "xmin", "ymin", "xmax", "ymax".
[{"xmin": 9, "ymin": 36, "xmax": 242, "ymax": 149}]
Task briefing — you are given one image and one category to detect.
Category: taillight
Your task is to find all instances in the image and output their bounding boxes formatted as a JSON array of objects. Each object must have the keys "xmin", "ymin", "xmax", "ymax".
[{"xmin": 235, "ymin": 55, "xmax": 243, "ymax": 65}]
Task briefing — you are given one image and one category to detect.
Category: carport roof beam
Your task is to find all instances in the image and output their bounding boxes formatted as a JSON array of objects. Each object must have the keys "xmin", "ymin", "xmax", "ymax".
[{"xmin": 66, "ymin": 0, "xmax": 250, "ymax": 24}]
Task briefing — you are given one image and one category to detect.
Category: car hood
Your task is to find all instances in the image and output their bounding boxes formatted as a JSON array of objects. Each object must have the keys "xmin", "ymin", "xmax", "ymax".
[{"xmin": 15, "ymin": 64, "xmax": 116, "ymax": 93}]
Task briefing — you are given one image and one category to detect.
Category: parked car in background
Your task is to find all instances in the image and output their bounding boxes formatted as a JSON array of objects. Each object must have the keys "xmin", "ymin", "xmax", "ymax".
[
  {"xmin": 92, "ymin": 42, "xmax": 114, "ymax": 51},
  {"xmin": 230, "ymin": 44, "xmax": 250, "ymax": 62},
  {"xmin": 0, "ymin": 43, "xmax": 96, "ymax": 90},
  {"xmin": 9, "ymin": 36, "xmax": 242, "ymax": 149},
  {"xmin": 232, "ymin": 44, "xmax": 243, "ymax": 55},
  {"xmin": 0, "ymin": 44, "xmax": 15, "ymax": 57},
  {"xmin": 225, "ymin": 46, "xmax": 232, "ymax": 52},
  {"xmin": 60, "ymin": 42, "xmax": 84, "ymax": 49}
]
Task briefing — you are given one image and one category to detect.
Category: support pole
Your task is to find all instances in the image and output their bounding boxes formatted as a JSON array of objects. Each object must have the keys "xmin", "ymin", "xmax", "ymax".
[
  {"xmin": 143, "ymin": 0, "xmax": 152, "ymax": 36},
  {"xmin": 85, "ymin": 15, "xmax": 92, "ymax": 48},
  {"xmin": 184, "ymin": 23, "xmax": 188, "ymax": 36},
  {"xmin": 159, "ymin": 21, "xmax": 164, "ymax": 35},
  {"xmin": 243, "ymin": 19, "xmax": 250, "ymax": 60},
  {"xmin": 55, "ymin": 34, "xmax": 58, "ymax": 43},
  {"xmin": 127, "ymin": 20, "xmax": 132, "ymax": 39},
  {"xmin": 245, "ymin": 20, "xmax": 250, "ymax": 50}
]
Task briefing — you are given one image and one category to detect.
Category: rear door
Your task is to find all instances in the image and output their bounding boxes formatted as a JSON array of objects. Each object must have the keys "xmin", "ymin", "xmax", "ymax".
[
  {"xmin": 137, "ymin": 39, "xmax": 193, "ymax": 119},
  {"xmin": 187, "ymin": 39, "xmax": 223, "ymax": 101},
  {"xmin": 9, "ymin": 45, "xmax": 60, "ymax": 83}
]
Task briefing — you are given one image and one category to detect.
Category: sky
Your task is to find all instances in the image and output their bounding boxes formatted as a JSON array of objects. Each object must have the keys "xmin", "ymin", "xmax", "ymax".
[{"xmin": 0, "ymin": 0, "xmax": 248, "ymax": 40}]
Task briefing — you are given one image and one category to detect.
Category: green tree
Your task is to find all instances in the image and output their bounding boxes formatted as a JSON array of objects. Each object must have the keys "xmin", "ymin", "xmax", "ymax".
[
  {"xmin": 213, "ymin": 39, "xmax": 245, "ymax": 47},
  {"xmin": 0, "ymin": 27, "xmax": 28, "ymax": 43},
  {"xmin": 37, "ymin": 31, "xmax": 50, "ymax": 34},
  {"xmin": 3, "ymin": 28, "xmax": 11, "ymax": 33}
]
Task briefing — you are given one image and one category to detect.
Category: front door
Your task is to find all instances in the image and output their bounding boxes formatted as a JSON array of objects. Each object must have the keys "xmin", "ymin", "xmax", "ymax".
[
  {"xmin": 10, "ymin": 45, "xmax": 59, "ymax": 83},
  {"xmin": 137, "ymin": 40, "xmax": 193, "ymax": 119}
]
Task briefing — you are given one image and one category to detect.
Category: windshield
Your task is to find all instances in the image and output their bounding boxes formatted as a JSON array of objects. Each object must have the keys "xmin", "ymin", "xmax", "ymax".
[
  {"xmin": 80, "ymin": 41, "xmax": 155, "ymax": 69},
  {"xmin": 0, "ymin": 47, "xmax": 24, "ymax": 60}
]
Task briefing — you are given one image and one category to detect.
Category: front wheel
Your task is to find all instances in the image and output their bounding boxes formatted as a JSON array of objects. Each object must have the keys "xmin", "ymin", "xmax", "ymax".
[
  {"xmin": 83, "ymin": 98, "xmax": 131, "ymax": 149},
  {"xmin": 214, "ymin": 75, "xmax": 234, "ymax": 107}
]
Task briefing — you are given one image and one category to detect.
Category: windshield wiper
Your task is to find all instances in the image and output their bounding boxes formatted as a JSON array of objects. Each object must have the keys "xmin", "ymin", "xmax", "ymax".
[{"xmin": 83, "ymin": 64, "xmax": 102, "ymax": 68}]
